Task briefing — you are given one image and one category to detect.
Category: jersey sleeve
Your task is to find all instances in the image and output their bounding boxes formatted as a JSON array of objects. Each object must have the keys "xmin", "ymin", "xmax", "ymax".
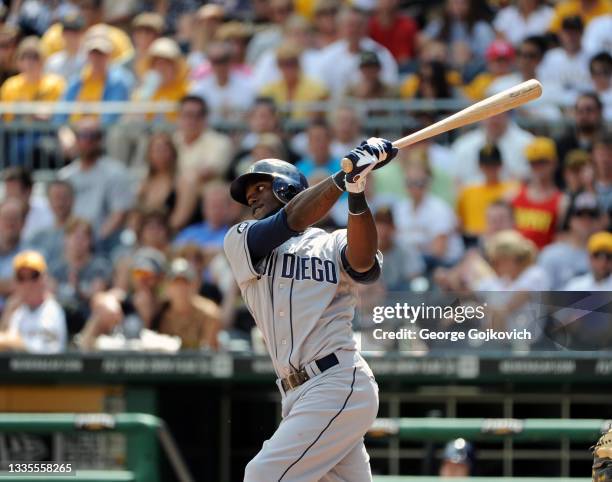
[
  {"xmin": 333, "ymin": 229, "xmax": 383, "ymax": 284},
  {"xmin": 223, "ymin": 221, "xmax": 265, "ymax": 286}
]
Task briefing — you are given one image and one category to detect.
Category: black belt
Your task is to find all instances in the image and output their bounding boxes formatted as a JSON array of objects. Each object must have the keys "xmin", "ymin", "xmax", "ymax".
[{"xmin": 280, "ymin": 353, "xmax": 339, "ymax": 392}]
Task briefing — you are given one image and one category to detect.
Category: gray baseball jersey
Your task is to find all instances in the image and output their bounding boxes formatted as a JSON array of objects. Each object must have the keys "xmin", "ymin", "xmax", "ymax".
[{"xmin": 224, "ymin": 222, "xmax": 381, "ymax": 377}]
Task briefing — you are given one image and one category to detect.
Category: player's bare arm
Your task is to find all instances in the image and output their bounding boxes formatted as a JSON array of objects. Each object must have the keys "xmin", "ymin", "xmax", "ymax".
[{"xmin": 284, "ymin": 177, "xmax": 342, "ymax": 232}]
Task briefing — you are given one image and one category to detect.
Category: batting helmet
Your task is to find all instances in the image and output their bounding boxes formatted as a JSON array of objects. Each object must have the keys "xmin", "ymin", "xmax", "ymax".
[
  {"xmin": 230, "ymin": 159, "xmax": 308, "ymax": 206},
  {"xmin": 593, "ymin": 429, "xmax": 612, "ymax": 481},
  {"xmin": 443, "ymin": 438, "xmax": 475, "ymax": 468}
]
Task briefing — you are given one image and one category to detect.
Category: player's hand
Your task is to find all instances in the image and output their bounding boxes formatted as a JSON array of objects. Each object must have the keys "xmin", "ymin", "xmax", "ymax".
[{"xmin": 344, "ymin": 137, "xmax": 398, "ymax": 193}]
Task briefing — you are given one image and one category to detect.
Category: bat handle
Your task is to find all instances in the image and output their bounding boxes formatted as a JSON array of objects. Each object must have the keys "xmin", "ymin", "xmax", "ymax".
[{"xmin": 341, "ymin": 158, "xmax": 353, "ymax": 173}]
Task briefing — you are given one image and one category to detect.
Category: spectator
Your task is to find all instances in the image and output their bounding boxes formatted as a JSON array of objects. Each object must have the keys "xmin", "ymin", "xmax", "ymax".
[
  {"xmin": 493, "ymin": 0, "xmax": 554, "ymax": 46},
  {"xmin": 295, "ymin": 120, "xmax": 340, "ymax": 178},
  {"xmin": 246, "ymin": 0, "xmax": 295, "ymax": 65},
  {"xmin": 260, "ymin": 42, "xmax": 329, "ymax": 120},
  {"xmin": 589, "ymin": 52, "xmax": 612, "ymax": 122},
  {"xmin": 451, "ymin": 112, "xmax": 534, "ymax": 184},
  {"xmin": 28, "ymin": 180, "xmax": 74, "ymax": 263},
  {"xmin": 582, "ymin": 14, "xmax": 612, "ymax": 57},
  {"xmin": 76, "ymin": 247, "xmax": 167, "ymax": 350},
  {"xmin": 58, "ymin": 119, "xmax": 134, "ymax": 241},
  {"xmin": 462, "ymin": 39, "xmax": 515, "ymax": 101},
  {"xmin": 456, "ymin": 144, "xmax": 519, "ymax": 241},
  {"xmin": 374, "ymin": 206, "xmax": 425, "ymax": 290},
  {"xmin": 487, "ymin": 36, "xmax": 562, "ymax": 120},
  {"xmin": 0, "ymin": 24, "xmax": 19, "ymax": 86},
  {"xmin": 393, "ymin": 161, "xmax": 465, "ymax": 267},
  {"xmin": 173, "ymin": 181, "xmax": 231, "ymax": 252},
  {"xmin": 439, "ymin": 439, "xmax": 475, "ymax": 477},
  {"xmin": 368, "ymin": 0, "xmax": 418, "ymax": 68},
  {"xmin": 127, "ymin": 12, "xmax": 164, "ymax": 81},
  {"xmin": 155, "ymin": 258, "xmax": 220, "ymax": 350},
  {"xmin": 400, "ymin": 60, "xmax": 454, "ymax": 100},
  {"xmin": 555, "ymin": 93, "xmax": 606, "ymax": 178},
  {"xmin": 237, "ymin": 97, "xmax": 283, "ymax": 153},
  {"xmin": 134, "ymin": 37, "xmax": 189, "ymax": 121},
  {"xmin": 49, "ymin": 218, "xmax": 111, "ymax": 330},
  {"xmin": 344, "ymin": 50, "xmax": 398, "ymax": 106},
  {"xmin": 593, "ymin": 134, "xmax": 612, "ymax": 215},
  {"xmin": 137, "ymin": 132, "xmax": 198, "ymax": 232},
  {"xmin": 564, "ymin": 231, "xmax": 612, "ymax": 290},
  {"xmin": 483, "ymin": 200, "xmax": 516, "ymax": 241},
  {"xmin": 1, "ymin": 36, "xmax": 65, "ymax": 122},
  {"xmin": 548, "ymin": 0, "xmax": 612, "ymax": 34},
  {"xmin": 173, "ymin": 95, "xmax": 234, "ymax": 182},
  {"xmin": 539, "ymin": 192, "xmax": 603, "ymax": 289},
  {"xmin": 511, "ymin": 137, "xmax": 566, "ymax": 249},
  {"xmin": 422, "ymin": 0, "xmax": 495, "ymax": 69},
  {"xmin": 40, "ymin": 0, "xmax": 134, "ymax": 64},
  {"xmin": 2, "ymin": 167, "xmax": 54, "ymax": 242},
  {"xmin": 188, "ymin": 4, "xmax": 226, "ymax": 69},
  {"xmin": 563, "ymin": 149, "xmax": 594, "ymax": 196},
  {"xmin": 329, "ymin": 105, "xmax": 364, "ymax": 159},
  {"xmin": 312, "ymin": 0, "xmax": 340, "ymax": 49},
  {"xmin": 190, "ymin": 41, "xmax": 255, "ymax": 123},
  {"xmin": 537, "ymin": 16, "xmax": 591, "ymax": 107},
  {"xmin": 0, "ymin": 251, "xmax": 66, "ymax": 353},
  {"xmin": 56, "ymin": 29, "xmax": 133, "ymax": 126},
  {"xmin": 0, "ymin": 199, "xmax": 26, "ymax": 303},
  {"xmin": 214, "ymin": 21, "xmax": 254, "ymax": 75},
  {"xmin": 44, "ymin": 9, "xmax": 86, "ymax": 81},
  {"xmin": 316, "ymin": 6, "xmax": 399, "ymax": 98}
]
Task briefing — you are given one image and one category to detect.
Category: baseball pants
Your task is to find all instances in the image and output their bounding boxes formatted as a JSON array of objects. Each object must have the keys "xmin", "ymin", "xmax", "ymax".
[{"xmin": 244, "ymin": 358, "xmax": 379, "ymax": 482}]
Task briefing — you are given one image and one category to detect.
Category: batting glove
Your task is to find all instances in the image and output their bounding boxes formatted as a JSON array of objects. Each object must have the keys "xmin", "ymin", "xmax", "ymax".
[{"xmin": 344, "ymin": 137, "xmax": 398, "ymax": 193}]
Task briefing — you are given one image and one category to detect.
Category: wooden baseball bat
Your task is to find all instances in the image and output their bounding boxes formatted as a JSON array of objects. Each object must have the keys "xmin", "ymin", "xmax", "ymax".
[{"xmin": 341, "ymin": 79, "xmax": 543, "ymax": 173}]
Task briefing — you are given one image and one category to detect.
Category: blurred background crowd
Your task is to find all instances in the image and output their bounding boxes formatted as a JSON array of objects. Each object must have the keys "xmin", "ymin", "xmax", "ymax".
[{"xmin": 0, "ymin": 0, "xmax": 610, "ymax": 355}]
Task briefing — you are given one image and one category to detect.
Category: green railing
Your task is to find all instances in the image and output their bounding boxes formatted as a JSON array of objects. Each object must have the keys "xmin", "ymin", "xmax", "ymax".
[
  {"xmin": 373, "ymin": 478, "xmax": 591, "ymax": 482},
  {"xmin": 367, "ymin": 417, "xmax": 611, "ymax": 442},
  {"xmin": 0, "ymin": 413, "xmax": 193, "ymax": 482}
]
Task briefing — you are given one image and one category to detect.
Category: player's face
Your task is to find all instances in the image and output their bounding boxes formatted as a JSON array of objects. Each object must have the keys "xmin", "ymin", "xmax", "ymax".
[{"xmin": 245, "ymin": 180, "xmax": 282, "ymax": 220}]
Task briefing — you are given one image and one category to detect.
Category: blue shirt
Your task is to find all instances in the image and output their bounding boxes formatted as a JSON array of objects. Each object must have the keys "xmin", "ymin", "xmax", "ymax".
[
  {"xmin": 173, "ymin": 222, "xmax": 229, "ymax": 249},
  {"xmin": 295, "ymin": 156, "xmax": 341, "ymax": 179}
]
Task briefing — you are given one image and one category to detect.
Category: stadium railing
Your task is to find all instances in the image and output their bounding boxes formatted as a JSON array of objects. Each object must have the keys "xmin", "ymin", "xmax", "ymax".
[
  {"xmin": 0, "ymin": 413, "xmax": 193, "ymax": 482},
  {"xmin": 373, "ymin": 478, "xmax": 591, "ymax": 481}
]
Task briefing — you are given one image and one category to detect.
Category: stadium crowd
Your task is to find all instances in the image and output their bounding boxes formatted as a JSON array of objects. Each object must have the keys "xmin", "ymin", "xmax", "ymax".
[{"xmin": 0, "ymin": 0, "xmax": 610, "ymax": 354}]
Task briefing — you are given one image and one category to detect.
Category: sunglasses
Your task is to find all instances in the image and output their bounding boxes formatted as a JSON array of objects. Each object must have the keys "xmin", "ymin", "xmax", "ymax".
[
  {"xmin": 210, "ymin": 57, "xmax": 230, "ymax": 64},
  {"xmin": 77, "ymin": 131, "xmax": 102, "ymax": 140},
  {"xmin": 530, "ymin": 159, "xmax": 551, "ymax": 166},
  {"xmin": 574, "ymin": 209, "xmax": 600, "ymax": 219},
  {"xmin": 405, "ymin": 179, "xmax": 429, "ymax": 188},
  {"xmin": 16, "ymin": 271, "xmax": 41, "ymax": 283},
  {"xmin": 591, "ymin": 68, "xmax": 611, "ymax": 77},
  {"xmin": 591, "ymin": 251, "xmax": 612, "ymax": 260},
  {"xmin": 20, "ymin": 52, "xmax": 40, "ymax": 61},
  {"xmin": 519, "ymin": 51, "xmax": 540, "ymax": 59}
]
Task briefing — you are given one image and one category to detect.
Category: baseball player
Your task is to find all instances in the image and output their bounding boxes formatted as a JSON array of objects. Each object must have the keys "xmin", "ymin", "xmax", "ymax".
[
  {"xmin": 593, "ymin": 428, "xmax": 612, "ymax": 481},
  {"xmin": 224, "ymin": 137, "xmax": 397, "ymax": 481}
]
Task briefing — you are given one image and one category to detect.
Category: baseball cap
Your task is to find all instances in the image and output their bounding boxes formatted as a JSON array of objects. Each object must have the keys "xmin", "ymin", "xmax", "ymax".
[
  {"xmin": 216, "ymin": 21, "xmax": 252, "ymax": 42},
  {"xmin": 525, "ymin": 137, "xmax": 557, "ymax": 162},
  {"xmin": 132, "ymin": 248, "xmax": 166, "ymax": 275},
  {"xmin": 60, "ymin": 9, "xmax": 85, "ymax": 31},
  {"xmin": 479, "ymin": 143, "xmax": 502, "ymax": 165},
  {"xmin": 276, "ymin": 42, "xmax": 302, "ymax": 62},
  {"xmin": 148, "ymin": 37, "xmax": 182, "ymax": 61},
  {"xmin": 359, "ymin": 50, "xmax": 381, "ymax": 68},
  {"xmin": 564, "ymin": 149, "xmax": 590, "ymax": 169},
  {"xmin": 485, "ymin": 40, "xmax": 515, "ymax": 61},
  {"xmin": 562, "ymin": 15, "xmax": 583, "ymax": 31},
  {"xmin": 13, "ymin": 250, "xmax": 47, "ymax": 274},
  {"xmin": 83, "ymin": 34, "xmax": 113, "ymax": 54},
  {"xmin": 16, "ymin": 36, "xmax": 43, "ymax": 58},
  {"xmin": 197, "ymin": 4, "xmax": 225, "ymax": 21},
  {"xmin": 132, "ymin": 12, "xmax": 165, "ymax": 33},
  {"xmin": 167, "ymin": 258, "xmax": 197, "ymax": 282},
  {"xmin": 588, "ymin": 232, "xmax": 612, "ymax": 254},
  {"xmin": 572, "ymin": 191, "xmax": 600, "ymax": 212}
]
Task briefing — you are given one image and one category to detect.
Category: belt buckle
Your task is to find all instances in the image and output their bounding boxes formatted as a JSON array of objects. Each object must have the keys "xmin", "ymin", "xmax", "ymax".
[{"xmin": 284, "ymin": 369, "xmax": 309, "ymax": 391}]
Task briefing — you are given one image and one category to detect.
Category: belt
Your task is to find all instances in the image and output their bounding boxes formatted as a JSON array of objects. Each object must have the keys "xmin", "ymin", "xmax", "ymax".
[{"xmin": 280, "ymin": 353, "xmax": 339, "ymax": 392}]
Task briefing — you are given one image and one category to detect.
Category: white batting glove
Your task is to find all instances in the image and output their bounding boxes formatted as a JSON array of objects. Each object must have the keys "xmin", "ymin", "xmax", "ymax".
[{"xmin": 344, "ymin": 137, "xmax": 398, "ymax": 193}]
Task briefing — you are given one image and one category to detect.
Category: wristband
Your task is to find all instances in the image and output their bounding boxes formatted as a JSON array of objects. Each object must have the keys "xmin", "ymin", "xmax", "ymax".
[
  {"xmin": 348, "ymin": 192, "xmax": 369, "ymax": 215},
  {"xmin": 332, "ymin": 170, "xmax": 346, "ymax": 192}
]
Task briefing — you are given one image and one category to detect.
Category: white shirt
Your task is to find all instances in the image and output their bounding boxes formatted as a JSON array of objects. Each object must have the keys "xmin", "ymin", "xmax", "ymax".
[
  {"xmin": 22, "ymin": 196, "xmax": 54, "ymax": 242},
  {"xmin": 315, "ymin": 38, "xmax": 399, "ymax": 98},
  {"xmin": 45, "ymin": 51, "xmax": 86, "ymax": 82},
  {"xmin": 493, "ymin": 5, "xmax": 554, "ymax": 45},
  {"xmin": 596, "ymin": 86, "xmax": 612, "ymax": 122},
  {"xmin": 564, "ymin": 273, "xmax": 612, "ymax": 291},
  {"xmin": 190, "ymin": 72, "xmax": 256, "ymax": 123},
  {"xmin": 537, "ymin": 48, "xmax": 592, "ymax": 107},
  {"xmin": 582, "ymin": 14, "xmax": 612, "ymax": 57},
  {"xmin": 9, "ymin": 297, "xmax": 67, "ymax": 354},
  {"xmin": 393, "ymin": 193, "xmax": 464, "ymax": 263},
  {"xmin": 451, "ymin": 122, "xmax": 535, "ymax": 184}
]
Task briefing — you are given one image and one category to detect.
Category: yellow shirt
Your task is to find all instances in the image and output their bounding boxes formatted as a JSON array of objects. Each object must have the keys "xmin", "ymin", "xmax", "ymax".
[
  {"xmin": 68, "ymin": 68, "xmax": 105, "ymax": 123},
  {"xmin": 295, "ymin": 0, "xmax": 315, "ymax": 20},
  {"xmin": 0, "ymin": 73, "xmax": 65, "ymax": 121},
  {"xmin": 146, "ymin": 80, "xmax": 188, "ymax": 121},
  {"xmin": 462, "ymin": 72, "xmax": 495, "ymax": 102},
  {"xmin": 41, "ymin": 23, "xmax": 134, "ymax": 63},
  {"xmin": 260, "ymin": 75, "xmax": 328, "ymax": 119},
  {"xmin": 400, "ymin": 71, "xmax": 462, "ymax": 99},
  {"xmin": 457, "ymin": 181, "xmax": 518, "ymax": 235},
  {"xmin": 549, "ymin": 0, "xmax": 612, "ymax": 32}
]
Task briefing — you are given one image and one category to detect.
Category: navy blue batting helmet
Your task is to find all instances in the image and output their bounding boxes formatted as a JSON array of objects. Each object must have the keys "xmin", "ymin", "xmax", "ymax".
[
  {"xmin": 230, "ymin": 159, "xmax": 308, "ymax": 206},
  {"xmin": 443, "ymin": 438, "xmax": 475, "ymax": 467}
]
